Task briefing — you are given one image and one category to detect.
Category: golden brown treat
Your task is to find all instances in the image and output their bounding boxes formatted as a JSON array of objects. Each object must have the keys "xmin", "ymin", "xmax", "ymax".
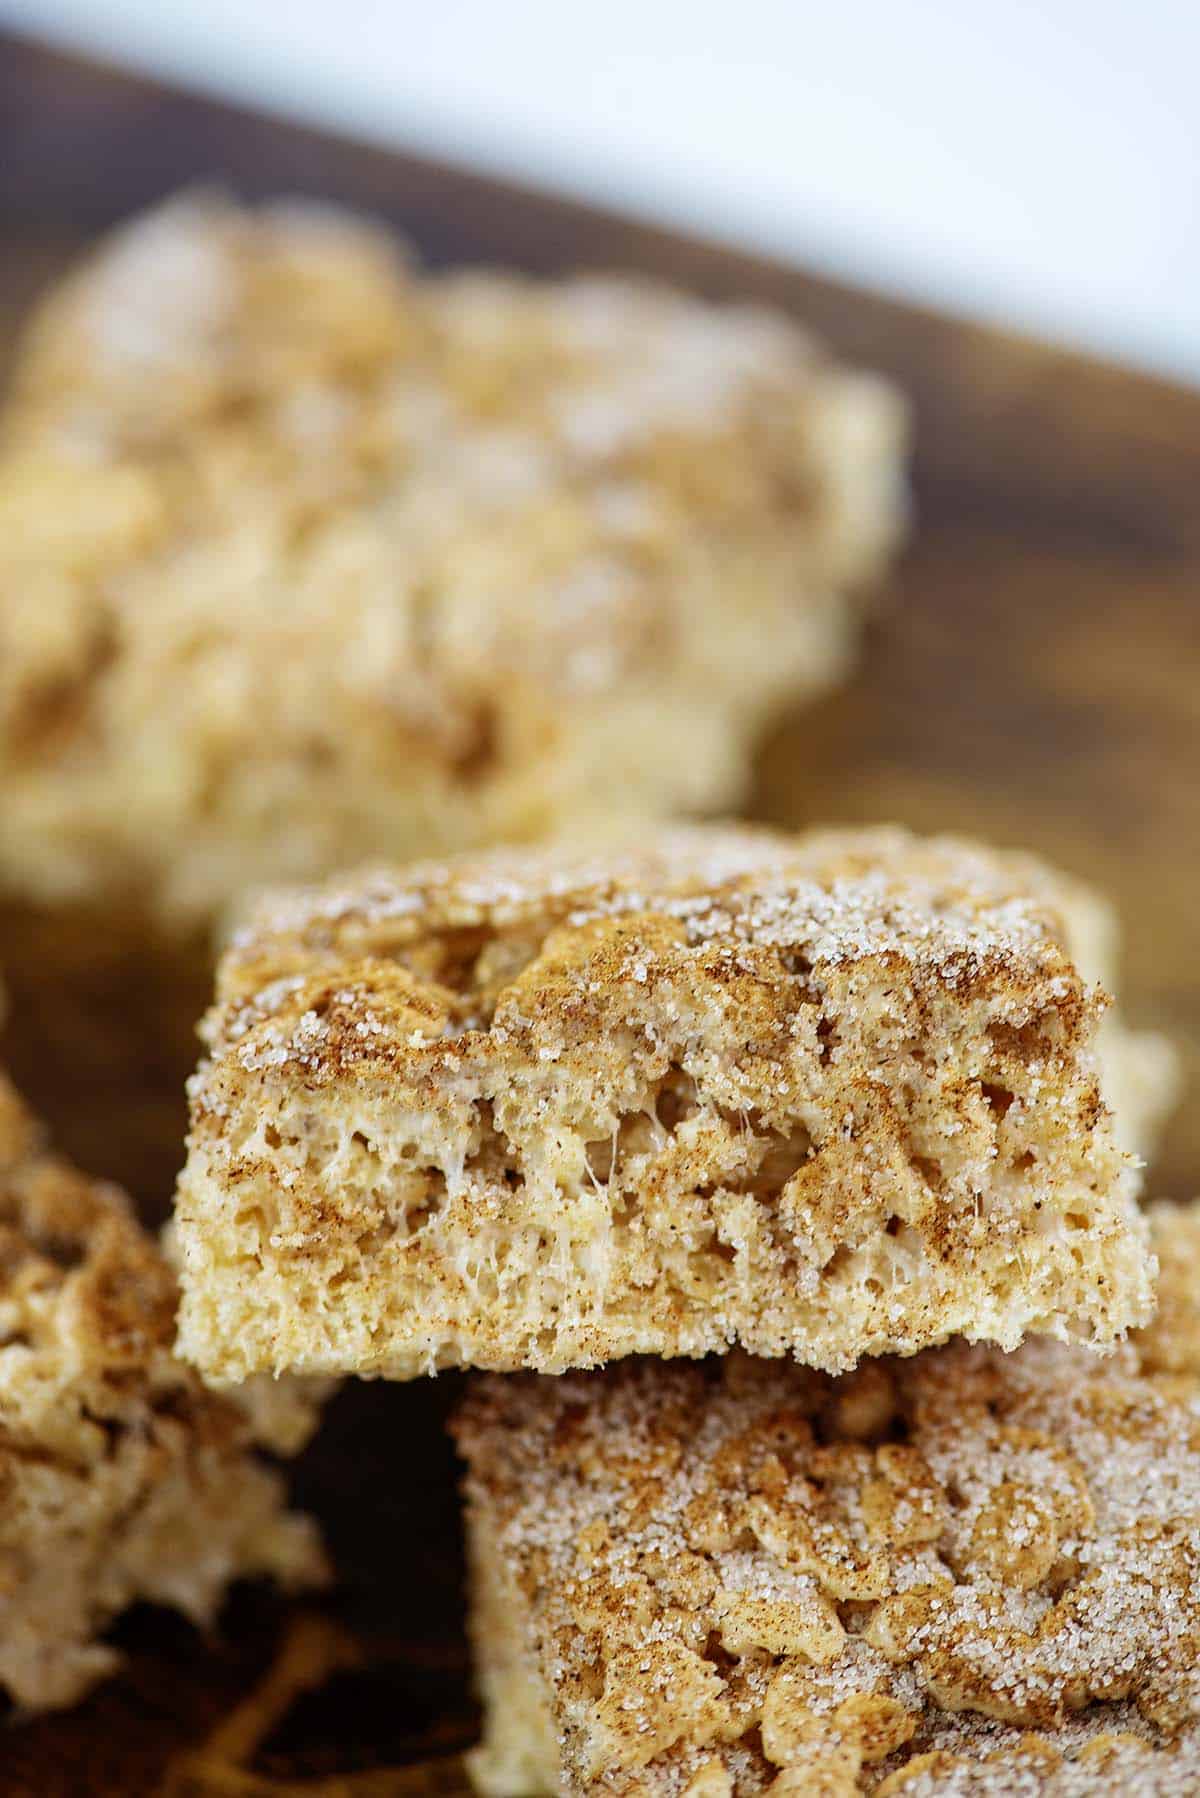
[
  {"xmin": 175, "ymin": 825, "xmax": 1155, "ymax": 1385},
  {"xmin": 0, "ymin": 1073, "xmax": 325, "ymax": 1713},
  {"xmin": 0, "ymin": 192, "xmax": 905, "ymax": 926},
  {"xmin": 454, "ymin": 1204, "xmax": 1200, "ymax": 1798}
]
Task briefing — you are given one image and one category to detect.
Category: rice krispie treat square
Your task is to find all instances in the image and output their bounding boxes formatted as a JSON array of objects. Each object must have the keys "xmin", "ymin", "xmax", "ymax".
[
  {"xmin": 0, "ymin": 1072, "xmax": 324, "ymax": 1713},
  {"xmin": 454, "ymin": 1204, "xmax": 1200, "ymax": 1798},
  {"xmin": 174, "ymin": 826, "xmax": 1160, "ymax": 1384},
  {"xmin": 0, "ymin": 192, "xmax": 906, "ymax": 924}
]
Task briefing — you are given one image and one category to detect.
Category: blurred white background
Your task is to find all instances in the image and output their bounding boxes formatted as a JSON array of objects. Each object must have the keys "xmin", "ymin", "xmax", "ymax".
[{"xmin": 2, "ymin": 0, "xmax": 1197, "ymax": 382}]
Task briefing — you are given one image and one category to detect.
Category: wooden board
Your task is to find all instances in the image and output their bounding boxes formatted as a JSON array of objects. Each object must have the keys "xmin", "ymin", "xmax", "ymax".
[{"xmin": 0, "ymin": 29, "xmax": 1197, "ymax": 1796}]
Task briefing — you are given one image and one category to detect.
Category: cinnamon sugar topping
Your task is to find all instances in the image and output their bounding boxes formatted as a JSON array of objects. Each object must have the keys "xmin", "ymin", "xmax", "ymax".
[{"xmin": 455, "ymin": 1203, "xmax": 1200, "ymax": 1794}]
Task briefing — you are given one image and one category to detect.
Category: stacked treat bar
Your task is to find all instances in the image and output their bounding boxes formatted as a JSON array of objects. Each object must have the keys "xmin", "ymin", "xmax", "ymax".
[
  {"xmin": 0, "ymin": 193, "xmax": 1192, "ymax": 1798},
  {"xmin": 174, "ymin": 828, "xmax": 1163, "ymax": 1380},
  {"xmin": 168, "ymin": 827, "xmax": 1189, "ymax": 1795},
  {"xmin": 456, "ymin": 1236, "xmax": 1200, "ymax": 1798}
]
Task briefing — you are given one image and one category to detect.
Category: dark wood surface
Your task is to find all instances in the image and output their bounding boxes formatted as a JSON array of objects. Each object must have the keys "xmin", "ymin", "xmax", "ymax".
[{"xmin": 0, "ymin": 27, "xmax": 1198, "ymax": 1796}]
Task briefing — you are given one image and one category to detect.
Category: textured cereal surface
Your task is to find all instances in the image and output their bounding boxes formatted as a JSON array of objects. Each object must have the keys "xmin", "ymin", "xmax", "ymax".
[
  {"xmin": 455, "ymin": 1204, "xmax": 1200, "ymax": 1798},
  {"xmin": 0, "ymin": 193, "xmax": 905, "ymax": 920},
  {"xmin": 0, "ymin": 1072, "xmax": 324, "ymax": 1713},
  {"xmin": 175, "ymin": 826, "xmax": 1155, "ymax": 1383}
]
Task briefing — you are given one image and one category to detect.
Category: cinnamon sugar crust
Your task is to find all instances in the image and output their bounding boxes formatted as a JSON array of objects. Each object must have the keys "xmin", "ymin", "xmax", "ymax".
[
  {"xmin": 454, "ymin": 1205, "xmax": 1200, "ymax": 1797},
  {"xmin": 175, "ymin": 826, "xmax": 1156, "ymax": 1383},
  {"xmin": 0, "ymin": 193, "xmax": 905, "ymax": 922},
  {"xmin": 0, "ymin": 1073, "xmax": 324, "ymax": 1713}
]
